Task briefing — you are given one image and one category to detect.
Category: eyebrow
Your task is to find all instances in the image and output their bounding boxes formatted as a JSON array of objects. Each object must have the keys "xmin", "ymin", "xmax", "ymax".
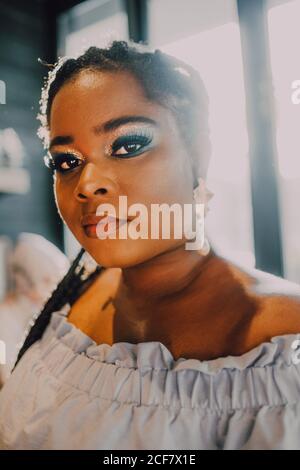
[
  {"xmin": 49, "ymin": 135, "xmax": 73, "ymax": 150},
  {"xmin": 49, "ymin": 115, "xmax": 158, "ymax": 150},
  {"xmin": 93, "ymin": 115, "xmax": 158, "ymax": 134}
]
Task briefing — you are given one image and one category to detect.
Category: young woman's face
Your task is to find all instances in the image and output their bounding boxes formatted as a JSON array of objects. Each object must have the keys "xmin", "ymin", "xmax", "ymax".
[{"xmin": 49, "ymin": 70, "xmax": 196, "ymax": 267}]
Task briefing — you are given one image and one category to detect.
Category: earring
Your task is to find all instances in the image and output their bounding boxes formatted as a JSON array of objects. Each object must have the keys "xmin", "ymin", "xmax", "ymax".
[
  {"xmin": 193, "ymin": 177, "xmax": 214, "ymax": 216},
  {"xmin": 193, "ymin": 177, "xmax": 214, "ymax": 256}
]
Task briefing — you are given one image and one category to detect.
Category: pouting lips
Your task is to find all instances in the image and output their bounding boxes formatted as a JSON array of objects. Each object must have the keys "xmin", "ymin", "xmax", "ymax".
[
  {"xmin": 81, "ymin": 213, "xmax": 132, "ymax": 239},
  {"xmin": 80, "ymin": 213, "xmax": 133, "ymax": 227}
]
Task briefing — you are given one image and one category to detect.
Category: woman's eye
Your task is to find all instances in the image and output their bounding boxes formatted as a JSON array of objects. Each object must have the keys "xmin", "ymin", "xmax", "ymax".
[
  {"xmin": 46, "ymin": 153, "xmax": 83, "ymax": 173},
  {"xmin": 114, "ymin": 143, "xmax": 143, "ymax": 155},
  {"xmin": 111, "ymin": 134, "xmax": 153, "ymax": 158}
]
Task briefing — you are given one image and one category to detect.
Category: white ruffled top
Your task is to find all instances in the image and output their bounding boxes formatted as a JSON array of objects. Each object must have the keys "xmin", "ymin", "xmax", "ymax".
[{"xmin": 1, "ymin": 303, "xmax": 300, "ymax": 450}]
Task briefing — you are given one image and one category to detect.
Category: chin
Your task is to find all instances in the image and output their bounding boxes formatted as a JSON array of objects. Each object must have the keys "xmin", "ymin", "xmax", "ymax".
[{"xmin": 78, "ymin": 236, "xmax": 178, "ymax": 269}]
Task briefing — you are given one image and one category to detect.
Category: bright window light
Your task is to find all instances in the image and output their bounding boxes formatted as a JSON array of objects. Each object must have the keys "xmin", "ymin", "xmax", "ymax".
[
  {"xmin": 65, "ymin": 11, "xmax": 128, "ymax": 56},
  {"xmin": 156, "ymin": 23, "xmax": 254, "ymax": 266},
  {"xmin": 268, "ymin": 0, "xmax": 300, "ymax": 282},
  {"xmin": 268, "ymin": 0, "xmax": 300, "ymax": 180}
]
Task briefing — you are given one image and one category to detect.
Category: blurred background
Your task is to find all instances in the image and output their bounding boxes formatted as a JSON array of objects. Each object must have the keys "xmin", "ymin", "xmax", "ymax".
[{"xmin": 0, "ymin": 0, "xmax": 300, "ymax": 301}]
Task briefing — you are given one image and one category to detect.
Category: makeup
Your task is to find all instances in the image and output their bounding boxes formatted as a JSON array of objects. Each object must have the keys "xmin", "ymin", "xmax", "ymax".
[
  {"xmin": 44, "ymin": 151, "xmax": 84, "ymax": 173},
  {"xmin": 81, "ymin": 212, "xmax": 130, "ymax": 240},
  {"xmin": 109, "ymin": 127, "xmax": 156, "ymax": 158}
]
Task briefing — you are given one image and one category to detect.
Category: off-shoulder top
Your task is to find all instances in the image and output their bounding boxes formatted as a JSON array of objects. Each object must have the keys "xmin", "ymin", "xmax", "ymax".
[{"xmin": 1, "ymin": 303, "xmax": 300, "ymax": 450}]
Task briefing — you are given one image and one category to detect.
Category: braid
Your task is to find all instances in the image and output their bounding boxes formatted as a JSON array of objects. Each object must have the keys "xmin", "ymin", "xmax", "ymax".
[{"xmin": 13, "ymin": 249, "xmax": 104, "ymax": 369}]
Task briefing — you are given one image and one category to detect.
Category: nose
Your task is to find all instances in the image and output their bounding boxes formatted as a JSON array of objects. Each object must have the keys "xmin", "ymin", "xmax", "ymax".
[{"xmin": 74, "ymin": 162, "xmax": 118, "ymax": 203}]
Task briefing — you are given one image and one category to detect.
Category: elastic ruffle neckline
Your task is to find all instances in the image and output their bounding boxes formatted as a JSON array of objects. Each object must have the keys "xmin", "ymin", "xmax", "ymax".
[{"xmin": 48, "ymin": 303, "xmax": 300, "ymax": 375}]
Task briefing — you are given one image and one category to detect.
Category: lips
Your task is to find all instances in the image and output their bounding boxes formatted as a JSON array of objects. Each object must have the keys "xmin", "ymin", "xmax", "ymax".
[
  {"xmin": 81, "ymin": 213, "xmax": 132, "ymax": 239},
  {"xmin": 81, "ymin": 213, "xmax": 111, "ymax": 227}
]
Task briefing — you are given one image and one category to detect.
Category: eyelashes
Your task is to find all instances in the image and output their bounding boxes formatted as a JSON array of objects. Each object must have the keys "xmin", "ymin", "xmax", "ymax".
[
  {"xmin": 45, "ymin": 130, "xmax": 155, "ymax": 174},
  {"xmin": 44, "ymin": 152, "xmax": 83, "ymax": 174},
  {"xmin": 111, "ymin": 130, "xmax": 153, "ymax": 158}
]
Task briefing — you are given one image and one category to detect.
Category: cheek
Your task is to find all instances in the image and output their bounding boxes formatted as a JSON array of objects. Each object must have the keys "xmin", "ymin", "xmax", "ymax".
[
  {"xmin": 148, "ymin": 147, "xmax": 194, "ymax": 204},
  {"xmin": 54, "ymin": 177, "xmax": 75, "ymax": 225},
  {"xmin": 156, "ymin": 134, "xmax": 194, "ymax": 186}
]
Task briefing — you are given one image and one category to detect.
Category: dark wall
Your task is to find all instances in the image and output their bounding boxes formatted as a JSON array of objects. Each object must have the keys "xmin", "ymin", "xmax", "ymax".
[{"xmin": 0, "ymin": 0, "xmax": 63, "ymax": 249}]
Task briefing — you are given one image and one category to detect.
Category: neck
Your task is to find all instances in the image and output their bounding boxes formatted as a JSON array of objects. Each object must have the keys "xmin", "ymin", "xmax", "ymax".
[
  {"xmin": 120, "ymin": 242, "xmax": 214, "ymax": 302},
  {"xmin": 112, "ymin": 242, "xmax": 215, "ymax": 344}
]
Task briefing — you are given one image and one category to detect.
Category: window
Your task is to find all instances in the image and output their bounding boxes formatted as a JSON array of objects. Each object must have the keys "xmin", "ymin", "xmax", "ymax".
[
  {"xmin": 59, "ymin": 0, "xmax": 129, "ymax": 57},
  {"xmin": 267, "ymin": 0, "xmax": 300, "ymax": 282},
  {"xmin": 148, "ymin": 0, "xmax": 254, "ymax": 267}
]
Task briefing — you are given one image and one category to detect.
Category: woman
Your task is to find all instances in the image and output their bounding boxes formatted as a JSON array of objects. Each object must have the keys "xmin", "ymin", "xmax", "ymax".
[{"xmin": 1, "ymin": 40, "xmax": 300, "ymax": 450}]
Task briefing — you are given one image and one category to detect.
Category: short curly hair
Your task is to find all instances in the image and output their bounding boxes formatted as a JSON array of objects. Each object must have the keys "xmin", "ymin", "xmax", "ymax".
[{"xmin": 38, "ymin": 40, "xmax": 211, "ymax": 183}]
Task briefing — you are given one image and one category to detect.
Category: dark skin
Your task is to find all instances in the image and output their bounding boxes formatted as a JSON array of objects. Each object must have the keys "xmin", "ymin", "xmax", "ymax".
[{"xmin": 49, "ymin": 69, "xmax": 300, "ymax": 361}]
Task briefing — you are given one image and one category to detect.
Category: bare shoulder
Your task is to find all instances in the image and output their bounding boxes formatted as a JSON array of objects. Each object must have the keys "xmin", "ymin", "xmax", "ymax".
[
  {"xmin": 76, "ymin": 266, "xmax": 121, "ymax": 307},
  {"xmin": 221, "ymin": 255, "xmax": 300, "ymax": 344},
  {"xmin": 67, "ymin": 267, "xmax": 121, "ymax": 332}
]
